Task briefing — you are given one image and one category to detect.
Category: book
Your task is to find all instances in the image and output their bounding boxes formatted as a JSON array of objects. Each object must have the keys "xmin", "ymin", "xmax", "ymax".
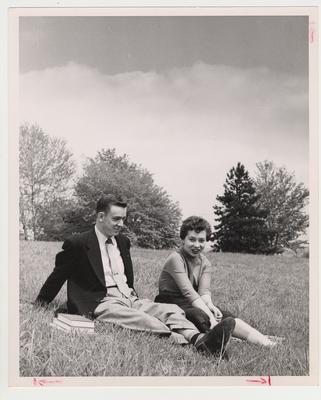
[
  {"xmin": 54, "ymin": 318, "xmax": 94, "ymax": 333},
  {"xmin": 51, "ymin": 318, "xmax": 95, "ymax": 334},
  {"xmin": 50, "ymin": 322, "xmax": 69, "ymax": 332},
  {"xmin": 57, "ymin": 313, "xmax": 95, "ymax": 328},
  {"xmin": 52, "ymin": 318, "xmax": 73, "ymax": 331}
]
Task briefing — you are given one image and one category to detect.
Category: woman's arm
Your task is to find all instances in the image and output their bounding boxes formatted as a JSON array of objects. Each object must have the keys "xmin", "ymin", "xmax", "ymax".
[
  {"xmin": 198, "ymin": 257, "xmax": 223, "ymax": 321},
  {"xmin": 200, "ymin": 294, "xmax": 223, "ymax": 321},
  {"xmin": 191, "ymin": 297, "xmax": 218, "ymax": 328},
  {"xmin": 164, "ymin": 253, "xmax": 218, "ymax": 327}
]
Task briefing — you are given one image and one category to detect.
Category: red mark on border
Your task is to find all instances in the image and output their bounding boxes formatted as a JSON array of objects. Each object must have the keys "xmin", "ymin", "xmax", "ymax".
[
  {"xmin": 309, "ymin": 22, "xmax": 316, "ymax": 44},
  {"xmin": 246, "ymin": 376, "xmax": 271, "ymax": 386},
  {"xmin": 33, "ymin": 378, "xmax": 63, "ymax": 386}
]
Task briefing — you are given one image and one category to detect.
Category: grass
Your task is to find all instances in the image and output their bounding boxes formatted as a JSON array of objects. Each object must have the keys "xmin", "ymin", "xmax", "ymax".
[{"xmin": 19, "ymin": 240, "xmax": 309, "ymax": 376}]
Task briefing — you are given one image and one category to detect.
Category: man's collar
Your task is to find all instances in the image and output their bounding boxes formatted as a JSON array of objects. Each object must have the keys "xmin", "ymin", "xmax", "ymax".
[{"xmin": 94, "ymin": 225, "xmax": 115, "ymax": 245}]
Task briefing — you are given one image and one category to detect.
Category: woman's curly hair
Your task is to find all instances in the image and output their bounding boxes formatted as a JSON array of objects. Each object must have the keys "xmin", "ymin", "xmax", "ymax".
[{"xmin": 180, "ymin": 216, "xmax": 212, "ymax": 240}]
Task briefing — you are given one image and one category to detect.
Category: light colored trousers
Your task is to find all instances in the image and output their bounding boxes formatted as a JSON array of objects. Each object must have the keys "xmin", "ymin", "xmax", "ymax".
[{"xmin": 94, "ymin": 287, "xmax": 198, "ymax": 340}]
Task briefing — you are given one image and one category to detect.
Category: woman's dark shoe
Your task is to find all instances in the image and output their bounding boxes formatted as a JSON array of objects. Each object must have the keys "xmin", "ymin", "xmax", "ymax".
[{"xmin": 195, "ymin": 317, "xmax": 236, "ymax": 356}]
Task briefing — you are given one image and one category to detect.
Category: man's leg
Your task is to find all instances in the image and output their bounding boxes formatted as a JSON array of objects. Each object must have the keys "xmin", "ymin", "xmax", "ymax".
[
  {"xmin": 132, "ymin": 299, "xmax": 200, "ymax": 342},
  {"xmin": 94, "ymin": 293, "xmax": 171, "ymax": 336}
]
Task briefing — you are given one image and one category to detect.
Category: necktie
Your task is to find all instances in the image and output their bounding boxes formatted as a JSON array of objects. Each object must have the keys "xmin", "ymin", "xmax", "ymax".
[{"xmin": 105, "ymin": 238, "xmax": 132, "ymax": 298}]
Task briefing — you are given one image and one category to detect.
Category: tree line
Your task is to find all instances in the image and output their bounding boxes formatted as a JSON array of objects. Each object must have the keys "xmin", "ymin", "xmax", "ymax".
[
  {"xmin": 213, "ymin": 162, "xmax": 308, "ymax": 254},
  {"xmin": 19, "ymin": 123, "xmax": 309, "ymax": 253}
]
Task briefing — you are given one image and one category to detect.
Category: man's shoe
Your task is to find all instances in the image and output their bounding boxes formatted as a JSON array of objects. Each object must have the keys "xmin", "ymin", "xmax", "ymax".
[{"xmin": 195, "ymin": 317, "xmax": 236, "ymax": 356}]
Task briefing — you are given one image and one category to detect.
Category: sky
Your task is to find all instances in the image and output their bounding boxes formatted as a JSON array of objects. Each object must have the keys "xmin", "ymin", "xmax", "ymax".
[{"xmin": 19, "ymin": 16, "xmax": 309, "ymax": 224}]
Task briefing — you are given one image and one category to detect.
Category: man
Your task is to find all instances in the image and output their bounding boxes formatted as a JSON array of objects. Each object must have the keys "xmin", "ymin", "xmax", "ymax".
[{"xmin": 36, "ymin": 194, "xmax": 235, "ymax": 356}]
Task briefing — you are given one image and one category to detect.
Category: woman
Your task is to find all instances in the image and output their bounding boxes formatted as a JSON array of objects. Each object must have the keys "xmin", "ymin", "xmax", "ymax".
[{"xmin": 155, "ymin": 216, "xmax": 279, "ymax": 347}]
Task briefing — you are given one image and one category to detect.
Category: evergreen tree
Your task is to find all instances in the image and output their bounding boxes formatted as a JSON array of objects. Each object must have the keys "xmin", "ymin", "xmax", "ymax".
[{"xmin": 213, "ymin": 162, "xmax": 268, "ymax": 253}]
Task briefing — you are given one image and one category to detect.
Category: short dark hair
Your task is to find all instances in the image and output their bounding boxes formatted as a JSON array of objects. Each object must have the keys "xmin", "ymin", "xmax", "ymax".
[
  {"xmin": 180, "ymin": 216, "xmax": 212, "ymax": 240},
  {"xmin": 96, "ymin": 194, "xmax": 127, "ymax": 214}
]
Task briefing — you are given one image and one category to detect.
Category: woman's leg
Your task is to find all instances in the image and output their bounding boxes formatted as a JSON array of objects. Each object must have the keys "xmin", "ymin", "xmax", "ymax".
[
  {"xmin": 233, "ymin": 319, "xmax": 275, "ymax": 346},
  {"xmin": 183, "ymin": 307, "xmax": 211, "ymax": 333},
  {"xmin": 219, "ymin": 309, "xmax": 275, "ymax": 346}
]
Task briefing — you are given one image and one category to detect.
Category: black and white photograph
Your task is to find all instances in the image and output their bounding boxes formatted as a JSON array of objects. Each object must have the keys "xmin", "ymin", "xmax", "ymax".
[{"xmin": 5, "ymin": 4, "xmax": 319, "ymax": 389}]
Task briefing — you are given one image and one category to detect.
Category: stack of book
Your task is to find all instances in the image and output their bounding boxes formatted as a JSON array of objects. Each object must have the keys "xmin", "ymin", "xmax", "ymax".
[{"xmin": 51, "ymin": 313, "xmax": 95, "ymax": 334}]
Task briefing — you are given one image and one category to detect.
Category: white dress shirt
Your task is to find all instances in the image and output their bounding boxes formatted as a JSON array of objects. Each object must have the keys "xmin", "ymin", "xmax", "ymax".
[{"xmin": 94, "ymin": 225, "xmax": 129, "ymax": 289}]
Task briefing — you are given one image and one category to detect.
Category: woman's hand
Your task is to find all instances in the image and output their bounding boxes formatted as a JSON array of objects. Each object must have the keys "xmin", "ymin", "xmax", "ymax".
[
  {"xmin": 192, "ymin": 297, "xmax": 219, "ymax": 328},
  {"xmin": 209, "ymin": 316, "xmax": 218, "ymax": 328},
  {"xmin": 200, "ymin": 295, "xmax": 223, "ymax": 323},
  {"xmin": 210, "ymin": 305, "xmax": 223, "ymax": 322}
]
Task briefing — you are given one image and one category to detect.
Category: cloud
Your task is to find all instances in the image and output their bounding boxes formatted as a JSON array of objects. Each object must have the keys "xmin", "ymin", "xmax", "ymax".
[{"xmin": 19, "ymin": 62, "xmax": 308, "ymax": 222}]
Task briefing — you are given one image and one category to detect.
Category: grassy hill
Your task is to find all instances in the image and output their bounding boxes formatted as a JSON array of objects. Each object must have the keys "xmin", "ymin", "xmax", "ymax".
[{"xmin": 19, "ymin": 240, "xmax": 309, "ymax": 376}]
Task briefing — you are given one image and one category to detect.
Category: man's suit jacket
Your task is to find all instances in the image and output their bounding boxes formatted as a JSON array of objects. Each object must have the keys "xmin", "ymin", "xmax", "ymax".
[{"xmin": 36, "ymin": 228, "xmax": 134, "ymax": 316}]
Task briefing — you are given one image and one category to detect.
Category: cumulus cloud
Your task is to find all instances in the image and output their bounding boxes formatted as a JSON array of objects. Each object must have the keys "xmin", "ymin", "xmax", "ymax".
[{"xmin": 19, "ymin": 62, "xmax": 308, "ymax": 221}]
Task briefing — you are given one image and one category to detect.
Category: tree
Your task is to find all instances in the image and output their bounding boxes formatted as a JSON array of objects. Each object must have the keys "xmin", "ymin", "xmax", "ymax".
[
  {"xmin": 19, "ymin": 123, "xmax": 75, "ymax": 240},
  {"xmin": 65, "ymin": 149, "xmax": 182, "ymax": 249},
  {"xmin": 213, "ymin": 162, "xmax": 268, "ymax": 253},
  {"xmin": 36, "ymin": 197, "xmax": 77, "ymax": 241},
  {"xmin": 254, "ymin": 161, "xmax": 309, "ymax": 253}
]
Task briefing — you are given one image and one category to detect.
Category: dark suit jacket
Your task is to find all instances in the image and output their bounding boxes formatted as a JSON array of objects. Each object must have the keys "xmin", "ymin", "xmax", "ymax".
[{"xmin": 36, "ymin": 229, "xmax": 134, "ymax": 317}]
